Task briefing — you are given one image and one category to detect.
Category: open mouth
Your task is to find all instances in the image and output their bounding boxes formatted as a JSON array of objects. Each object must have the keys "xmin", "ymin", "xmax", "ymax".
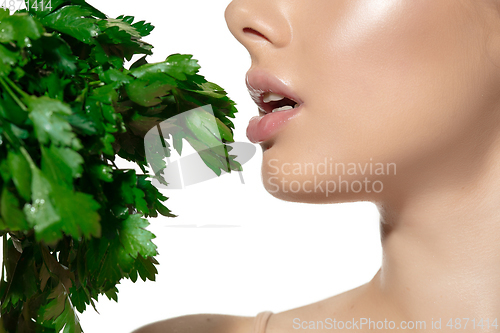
[
  {"xmin": 260, "ymin": 92, "xmax": 301, "ymax": 114},
  {"xmin": 245, "ymin": 69, "xmax": 304, "ymax": 118},
  {"xmin": 247, "ymin": 90, "xmax": 303, "ymax": 144}
]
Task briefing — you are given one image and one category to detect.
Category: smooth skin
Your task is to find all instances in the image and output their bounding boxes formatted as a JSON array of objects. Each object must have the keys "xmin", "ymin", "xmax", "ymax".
[{"xmin": 134, "ymin": 0, "xmax": 500, "ymax": 332}]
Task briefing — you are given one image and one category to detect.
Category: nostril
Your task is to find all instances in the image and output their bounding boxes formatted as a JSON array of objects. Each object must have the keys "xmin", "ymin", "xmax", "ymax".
[{"xmin": 243, "ymin": 27, "xmax": 270, "ymax": 42}]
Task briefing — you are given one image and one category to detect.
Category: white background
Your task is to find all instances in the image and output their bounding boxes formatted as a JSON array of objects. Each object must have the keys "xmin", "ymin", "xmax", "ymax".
[{"xmin": 2, "ymin": 1, "xmax": 382, "ymax": 332}]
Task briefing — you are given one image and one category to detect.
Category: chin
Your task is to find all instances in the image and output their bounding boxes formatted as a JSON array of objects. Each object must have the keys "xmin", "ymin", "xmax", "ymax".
[
  {"xmin": 259, "ymin": 140, "xmax": 394, "ymax": 204},
  {"xmin": 261, "ymin": 170, "xmax": 381, "ymax": 204}
]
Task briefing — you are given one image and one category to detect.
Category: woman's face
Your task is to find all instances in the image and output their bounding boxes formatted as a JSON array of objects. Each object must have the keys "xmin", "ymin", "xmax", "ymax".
[{"xmin": 225, "ymin": 0, "xmax": 500, "ymax": 203}]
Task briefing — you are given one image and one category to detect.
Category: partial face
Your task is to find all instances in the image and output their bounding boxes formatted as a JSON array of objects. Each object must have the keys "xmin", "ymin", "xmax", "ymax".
[{"xmin": 225, "ymin": 0, "xmax": 500, "ymax": 203}]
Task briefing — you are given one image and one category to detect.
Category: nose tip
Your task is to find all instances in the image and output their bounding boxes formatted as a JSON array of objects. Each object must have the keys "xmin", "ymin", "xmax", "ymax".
[{"xmin": 225, "ymin": 0, "xmax": 291, "ymax": 50}]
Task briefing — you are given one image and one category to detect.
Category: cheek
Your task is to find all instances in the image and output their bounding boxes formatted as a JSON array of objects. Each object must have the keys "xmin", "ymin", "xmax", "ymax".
[{"xmin": 261, "ymin": 0, "xmax": 498, "ymax": 201}]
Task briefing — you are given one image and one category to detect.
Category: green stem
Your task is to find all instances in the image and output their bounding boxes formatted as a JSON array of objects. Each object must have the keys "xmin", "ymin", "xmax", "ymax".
[
  {"xmin": 76, "ymin": 84, "xmax": 89, "ymax": 104},
  {"xmin": 3, "ymin": 77, "xmax": 29, "ymax": 100},
  {"xmin": 0, "ymin": 77, "xmax": 27, "ymax": 112},
  {"xmin": 19, "ymin": 146, "xmax": 36, "ymax": 170}
]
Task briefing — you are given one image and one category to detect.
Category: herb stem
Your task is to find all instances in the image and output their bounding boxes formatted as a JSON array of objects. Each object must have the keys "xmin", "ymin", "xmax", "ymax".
[
  {"xmin": 0, "ymin": 77, "xmax": 27, "ymax": 112},
  {"xmin": 3, "ymin": 77, "xmax": 29, "ymax": 100}
]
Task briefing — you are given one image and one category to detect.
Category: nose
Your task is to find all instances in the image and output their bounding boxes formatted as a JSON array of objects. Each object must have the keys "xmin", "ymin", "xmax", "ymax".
[{"xmin": 225, "ymin": 0, "xmax": 292, "ymax": 52}]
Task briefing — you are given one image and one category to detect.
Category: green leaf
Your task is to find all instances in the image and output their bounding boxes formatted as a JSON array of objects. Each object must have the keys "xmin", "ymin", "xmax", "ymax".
[
  {"xmin": 49, "ymin": 183, "xmax": 101, "ymax": 240},
  {"xmin": 104, "ymin": 286, "xmax": 118, "ymax": 302},
  {"xmin": 26, "ymin": 95, "xmax": 82, "ymax": 149},
  {"xmin": 131, "ymin": 20, "xmax": 154, "ymax": 37},
  {"xmin": 215, "ymin": 117, "xmax": 234, "ymax": 142},
  {"xmin": 0, "ymin": 12, "xmax": 44, "ymax": 47},
  {"xmin": 41, "ymin": 5, "xmax": 100, "ymax": 44},
  {"xmin": 100, "ymin": 68, "xmax": 132, "ymax": 89},
  {"xmin": 111, "ymin": 205, "xmax": 128, "ymax": 219},
  {"xmin": 0, "ymin": 91, "xmax": 27, "ymax": 125},
  {"xmin": 155, "ymin": 200, "xmax": 176, "ymax": 218},
  {"xmin": 65, "ymin": 112, "xmax": 98, "ymax": 135},
  {"xmin": 136, "ymin": 175, "xmax": 175, "ymax": 218},
  {"xmin": 24, "ymin": 0, "xmax": 66, "ymax": 18},
  {"xmin": 41, "ymin": 145, "xmax": 83, "ymax": 186},
  {"xmin": 40, "ymin": 282, "xmax": 82, "ymax": 333},
  {"xmin": 21, "ymin": 147, "xmax": 100, "ymax": 242},
  {"xmin": 172, "ymin": 130, "xmax": 184, "ymax": 155},
  {"xmin": 119, "ymin": 214, "xmax": 156, "ymax": 259},
  {"xmin": 0, "ymin": 44, "xmax": 19, "ymax": 77},
  {"xmin": 41, "ymin": 294, "xmax": 65, "ymax": 321},
  {"xmin": 54, "ymin": 298, "xmax": 82, "ymax": 333},
  {"xmin": 89, "ymin": 42, "xmax": 123, "ymax": 67},
  {"xmin": 102, "ymin": 132, "xmax": 115, "ymax": 155},
  {"xmin": 1, "ymin": 185, "xmax": 29, "ymax": 230},
  {"xmin": 0, "ymin": 7, "xmax": 9, "ymax": 20},
  {"xmin": 7, "ymin": 150, "xmax": 31, "ymax": 202},
  {"xmin": 38, "ymin": 72, "xmax": 72, "ymax": 101},
  {"xmin": 116, "ymin": 15, "xmax": 134, "ymax": 24},
  {"xmin": 89, "ymin": 164, "xmax": 113, "ymax": 183},
  {"xmin": 115, "ymin": 16, "xmax": 155, "ymax": 37},
  {"xmin": 130, "ymin": 54, "xmax": 200, "ymax": 80},
  {"xmin": 38, "ymin": 34, "xmax": 79, "ymax": 75},
  {"xmin": 69, "ymin": 285, "xmax": 92, "ymax": 313},
  {"xmin": 98, "ymin": 18, "xmax": 142, "ymax": 40},
  {"xmin": 184, "ymin": 107, "xmax": 224, "ymax": 148},
  {"xmin": 116, "ymin": 169, "xmax": 137, "ymax": 205},
  {"xmin": 22, "ymin": 151, "xmax": 61, "ymax": 242},
  {"xmin": 26, "ymin": 0, "xmax": 107, "ymax": 19},
  {"xmin": 87, "ymin": 237, "xmax": 132, "ymax": 290},
  {"xmin": 87, "ymin": 215, "xmax": 157, "ymax": 290},
  {"xmin": 184, "ymin": 135, "xmax": 231, "ymax": 176},
  {"xmin": 8, "ymin": 123, "xmax": 29, "ymax": 140},
  {"xmin": 135, "ymin": 254, "xmax": 157, "ymax": 281},
  {"xmin": 133, "ymin": 188, "xmax": 149, "ymax": 215},
  {"xmin": 91, "ymin": 85, "xmax": 118, "ymax": 105},
  {"xmin": 1, "ymin": 244, "xmax": 38, "ymax": 310},
  {"xmin": 94, "ymin": 17, "xmax": 153, "ymax": 61},
  {"xmin": 128, "ymin": 114, "xmax": 165, "ymax": 137},
  {"xmin": 125, "ymin": 78, "xmax": 173, "ymax": 107}
]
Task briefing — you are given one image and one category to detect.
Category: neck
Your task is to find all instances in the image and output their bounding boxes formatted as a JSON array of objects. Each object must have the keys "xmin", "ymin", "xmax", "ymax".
[{"xmin": 370, "ymin": 126, "xmax": 500, "ymax": 327}]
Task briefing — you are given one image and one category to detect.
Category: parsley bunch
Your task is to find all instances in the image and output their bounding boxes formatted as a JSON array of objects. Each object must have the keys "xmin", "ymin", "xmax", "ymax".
[{"xmin": 0, "ymin": 1, "xmax": 241, "ymax": 331}]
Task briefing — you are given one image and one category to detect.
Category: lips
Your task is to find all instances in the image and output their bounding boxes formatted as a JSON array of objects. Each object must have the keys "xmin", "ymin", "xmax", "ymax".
[
  {"xmin": 245, "ymin": 69, "xmax": 303, "ymax": 144},
  {"xmin": 246, "ymin": 69, "xmax": 303, "ymax": 114}
]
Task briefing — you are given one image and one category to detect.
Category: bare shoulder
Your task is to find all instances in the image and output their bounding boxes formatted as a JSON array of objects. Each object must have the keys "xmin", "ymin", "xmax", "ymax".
[
  {"xmin": 265, "ymin": 283, "xmax": 372, "ymax": 333},
  {"xmin": 131, "ymin": 313, "xmax": 255, "ymax": 333}
]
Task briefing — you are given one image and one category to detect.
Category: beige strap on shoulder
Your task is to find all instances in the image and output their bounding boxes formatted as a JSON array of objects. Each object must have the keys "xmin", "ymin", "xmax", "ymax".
[{"xmin": 252, "ymin": 311, "xmax": 273, "ymax": 333}]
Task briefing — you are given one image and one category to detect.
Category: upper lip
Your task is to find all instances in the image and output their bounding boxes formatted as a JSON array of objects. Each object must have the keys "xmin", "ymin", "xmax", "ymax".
[{"xmin": 245, "ymin": 69, "xmax": 303, "ymax": 115}]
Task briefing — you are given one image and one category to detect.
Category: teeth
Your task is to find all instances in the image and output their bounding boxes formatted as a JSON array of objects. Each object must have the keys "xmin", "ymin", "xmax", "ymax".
[
  {"xmin": 263, "ymin": 92, "xmax": 286, "ymax": 103},
  {"xmin": 272, "ymin": 105, "xmax": 294, "ymax": 112}
]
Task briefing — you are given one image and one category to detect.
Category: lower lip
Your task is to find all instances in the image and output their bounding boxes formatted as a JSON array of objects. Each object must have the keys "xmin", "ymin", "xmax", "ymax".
[{"xmin": 246, "ymin": 106, "xmax": 301, "ymax": 144}]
